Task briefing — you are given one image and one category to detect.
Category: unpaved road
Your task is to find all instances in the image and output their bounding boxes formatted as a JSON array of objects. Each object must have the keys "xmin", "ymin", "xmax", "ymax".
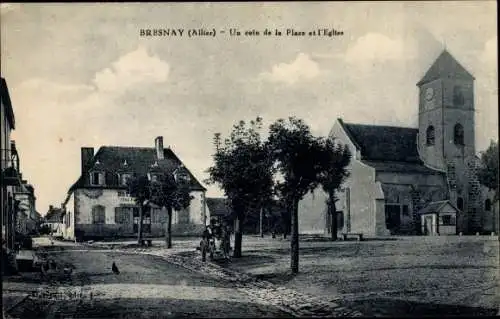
[{"xmin": 6, "ymin": 243, "xmax": 291, "ymax": 318}]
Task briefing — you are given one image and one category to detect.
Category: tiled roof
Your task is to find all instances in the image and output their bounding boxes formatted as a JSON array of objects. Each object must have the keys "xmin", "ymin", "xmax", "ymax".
[
  {"xmin": 45, "ymin": 208, "xmax": 65, "ymax": 223},
  {"xmin": 363, "ymin": 161, "xmax": 443, "ymax": 175},
  {"xmin": 417, "ymin": 200, "xmax": 460, "ymax": 215},
  {"xmin": 339, "ymin": 120, "xmax": 421, "ymax": 163},
  {"xmin": 417, "ymin": 50, "xmax": 474, "ymax": 86},
  {"xmin": 1, "ymin": 77, "xmax": 15, "ymax": 129},
  {"xmin": 69, "ymin": 146, "xmax": 205, "ymax": 192}
]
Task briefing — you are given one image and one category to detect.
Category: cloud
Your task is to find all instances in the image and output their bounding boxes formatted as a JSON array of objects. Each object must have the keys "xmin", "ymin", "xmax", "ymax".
[
  {"xmin": 259, "ymin": 53, "xmax": 320, "ymax": 85},
  {"xmin": 0, "ymin": 3, "xmax": 20, "ymax": 16},
  {"xmin": 344, "ymin": 33, "xmax": 414, "ymax": 64},
  {"xmin": 93, "ymin": 46, "xmax": 170, "ymax": 92}
]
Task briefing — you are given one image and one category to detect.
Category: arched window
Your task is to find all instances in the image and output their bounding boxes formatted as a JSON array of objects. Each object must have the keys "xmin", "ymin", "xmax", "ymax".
[
  {"xmin": 453, "ymin": 86, "xmax": 464, "ymax": 106},
  {"xmin": 485, "ymin": 199, "xmax": 492, "ymax": 211},
  {"xmin": 457, "ymin": 197, "xmax": 464, "ymax": 211},
  {"xmin": 92, "ymin": 205, "xmax": 106, "ymax": 224},
  {"xmin": 454, "ymin": 124, "xmax": 464, "ymax": 145},
  {"xmin": 426, "ymin": 126, "xmax": 435, "ymax": 145}
]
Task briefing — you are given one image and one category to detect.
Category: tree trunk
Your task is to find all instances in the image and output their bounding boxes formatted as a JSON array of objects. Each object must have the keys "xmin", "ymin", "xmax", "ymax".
[
  {"xmin": 329, "ymin": 191, "xmax": 338, "ymax": 241},
  {"xmin": 260, "ymin": 207, "xmax": 264, "ymax": 238},
  {"xmin": 233, "ymin": 214, "xmax": 243, "ymax": 258},
  {"xmin": 290, "ymin": 197, "xmax": 299, "ymax": 274},
  {"xmin": 166, "ymin": 206, "xmax": 172, "ymax": 249},
  {"xmin": 138, "ymin": 205, "xmax": 144, "ymax": 245}
]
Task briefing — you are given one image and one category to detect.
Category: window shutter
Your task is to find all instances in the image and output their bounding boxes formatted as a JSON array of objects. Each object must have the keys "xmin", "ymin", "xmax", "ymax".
[
  {"xmin": 99, "ymin": 172, "xmax": 105, "ymax": 185},
  {"xmin": 115, "ymin": 207, "xmax": 120, "ymax": 223}
]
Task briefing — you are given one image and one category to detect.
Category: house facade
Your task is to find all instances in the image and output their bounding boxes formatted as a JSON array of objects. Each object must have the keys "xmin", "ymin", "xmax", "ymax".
[
  {"xmin": 14, "ymin": 179, "xmax": 37, "ymax": 235},
  {"xmin": 63, "ymin": 136, "xmax": 207, "ymax": 240},
  {"xmin": 1, "ymin": 78, "xmax": 21, "ymax": 250},
  {"xmin": 43, "ymin": 205, "xmax": 66, "ymax": 238},
  {"xmin": 299, "ymin": 50, "xmax": 497, "ymax": 236}
]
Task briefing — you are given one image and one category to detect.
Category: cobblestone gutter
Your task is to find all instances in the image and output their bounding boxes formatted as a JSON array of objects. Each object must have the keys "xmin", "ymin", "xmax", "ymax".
[{"xmin": 116, "ymin": 248, "xmax": 364, "ymax": 317}]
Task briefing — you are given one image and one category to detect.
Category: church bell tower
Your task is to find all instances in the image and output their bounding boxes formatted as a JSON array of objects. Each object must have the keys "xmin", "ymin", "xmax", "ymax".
[{"xmin": 416, "ymin": 50, "xmax": 480, "ymax": 233}]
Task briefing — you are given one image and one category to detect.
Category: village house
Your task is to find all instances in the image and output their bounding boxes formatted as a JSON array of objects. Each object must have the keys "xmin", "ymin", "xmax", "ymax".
[
  {"xmin": 1, "ymin": 78, "xmax": 38, "ymax": 250},
  {"xmin": 43, "ymin": 205, "xmax": 66, "ymax": 238},
  {"xmin": 14, "ymin": 178, "xmax": 37, "ymax": 235},
  {"xmin": 62, "ymin": 136, "xmax": 207, "ymax": 240},
  {"xmin": 1, "ymin": 78, "xmax": 19, "ymax": 251},
  {"xmin": 206, "ymin": 197, "xmax": 289, "ymax": 235},
  {"xmin": 299, "ymin": 50, "xmax": 498, "ymax": 237}
]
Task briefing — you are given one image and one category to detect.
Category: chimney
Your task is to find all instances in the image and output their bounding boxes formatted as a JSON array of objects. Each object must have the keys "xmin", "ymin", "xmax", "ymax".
[
  {"xmin": 155, "ymin": 136, "xmax": 164, "ymax": 160},
  {"xmin": 49, "ymin": 205, "xmax": 53, "ymax": 211},
  {"xmin": 81, "ymin": 147, "xmax": 94, "ymax": 175}
]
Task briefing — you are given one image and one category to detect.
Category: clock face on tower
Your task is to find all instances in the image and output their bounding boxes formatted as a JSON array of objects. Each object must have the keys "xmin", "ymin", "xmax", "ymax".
[{"xmin": 425, "ymin": 87, "xmax": 434, "ymax": 101}]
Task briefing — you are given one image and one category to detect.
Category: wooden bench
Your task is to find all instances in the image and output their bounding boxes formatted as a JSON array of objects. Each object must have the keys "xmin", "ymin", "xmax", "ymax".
[{"xmin": 341, "ymin": 233, "xmax": 364, "ymax": 241}]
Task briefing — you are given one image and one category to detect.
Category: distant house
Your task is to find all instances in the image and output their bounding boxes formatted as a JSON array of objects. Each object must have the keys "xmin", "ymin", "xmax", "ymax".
[
  {"xmin": 299, "ymin": 50, "xmax": 497, "ymax": 236},
  {"xmin": 43, "ymin": 205, "xmax": 66, "ymax": 238},
  {"xmin": 63, "ymin": 136, "xmax": 207, "ymax": 240},
  {"xmin": 206, "ymin": 197, "xmax": 288, "ymax": 234},
  {"xmin": 14, "ymin": 180, "xmax": 37, "ymax": 235},
  {"xmin": 205, "ymin": 198, "xmax": 232, "ymax": 223},
  {"xmin": 418, "ymin": 200, "xmax": 460, "ymax": 236}
]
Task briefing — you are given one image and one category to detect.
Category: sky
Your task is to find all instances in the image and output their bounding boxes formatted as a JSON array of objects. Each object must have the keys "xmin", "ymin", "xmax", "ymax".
[{"xmin": 1, "ymin": 2, "xmax": 497, "ymax": 215}]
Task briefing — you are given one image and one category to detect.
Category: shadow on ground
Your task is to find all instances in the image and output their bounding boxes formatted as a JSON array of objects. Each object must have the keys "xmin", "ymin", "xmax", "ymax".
[
  {"xmin": 8, "ymin": 297, "xmax": 293, "ymax": 318},
  {"xmin": 338, "ymin": 297, "xmax": 497, "ymax": 317}
]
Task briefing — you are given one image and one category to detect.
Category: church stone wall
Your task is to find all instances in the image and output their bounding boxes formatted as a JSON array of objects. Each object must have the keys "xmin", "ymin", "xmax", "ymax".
[
  {"xmin": 418, "ymin": 79, "xmax": 446, "ymax": 171},
  {"xmin": 376, "ymin": 172, "xmax": 448, "ymax": 234},
  {"xmin": 330, "ymin": 121, "xmax": 384, "ymax": 236}
]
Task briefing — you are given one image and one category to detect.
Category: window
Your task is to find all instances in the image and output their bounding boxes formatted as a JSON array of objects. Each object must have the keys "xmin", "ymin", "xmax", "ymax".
[
  {"xmin": 117, "ymin": 190, "xmax": 130, "ymax": 197},
  {"xmin": 90, "ymin": 172, "xmax": 100, "ymax": 185},
  {"xmin": 132, "ymin": 208, "xmax": 151, "ymax": 233},
  {"xmin": 453, "ymin": 86, "xmax": 464, "ymax": 106},
  {"xmin": 426, "ymin": 126, "xmax": 435, "ymax": 145},
  {"xmin": 402, "ymin": 205, "xmax": 409, "ymax": 217},
  {"xmin": 177, "ymin": 207, "xmax": 190, "ymax": 224},
  {"xmin": 148, "ymin": 173, "xmax": 159, "ymax": 183},
  {"xmin": 454, "ymin": 124, "xmax": 464, "ymax": 145},
  {"xmin": 151, "ymin": 208, "xmax": 167, "ymax": 223},
  {"xmin": 457, "ymin": 197, "xmax": 464, "ymax": 211},
  {"xmin": 441, "ymin": 214, "xmax": 456, "ymax": 226},
  {"xmin": 90, "ymin": 172, "xmax": 104, "ymax": 186},
  {"xmin": 92, "ymin": 205, "xmax": 106, "ymax": 224},
  {"xmin": 175, "ymin": 170, "xmax": 191, "ymax": 184},
  {"xmin": 336, "ymin": 211, "xmax": 344, "ymax": 230},
  {"xmin": 120, "ymin": 174, "xmax": 131, "ymax": 186},
  {"xmin": 485, "ymin": 199, "xmax": 492, "ymax": 211},
  {"xmin": 115, "ymin": 207, "xmax": 131, "ymax": 224}
]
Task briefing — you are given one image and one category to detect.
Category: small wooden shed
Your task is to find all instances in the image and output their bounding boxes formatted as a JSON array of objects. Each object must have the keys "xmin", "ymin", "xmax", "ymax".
[{"xmin": 418, "ymin": 200, "xmax": 460, "ymax": 236}]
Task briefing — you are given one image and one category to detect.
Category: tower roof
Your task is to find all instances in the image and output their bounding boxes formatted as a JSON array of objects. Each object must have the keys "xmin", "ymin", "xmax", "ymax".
[{"xmin": 417, "ymin": 50, "xmax": 474, "ymax": 86}]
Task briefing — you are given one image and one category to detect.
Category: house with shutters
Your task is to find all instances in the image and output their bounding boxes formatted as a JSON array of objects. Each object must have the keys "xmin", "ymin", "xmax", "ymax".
[
  {"xmin": 299, "ymin": 49, "xmax": 498, "ymax": 236},
  {"xmin": 62, "ymin": 136, "xmax": 207, "ymax": 240}
]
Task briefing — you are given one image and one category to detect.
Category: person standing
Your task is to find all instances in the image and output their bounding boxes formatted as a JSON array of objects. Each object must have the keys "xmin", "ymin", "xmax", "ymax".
[{"xmin": 221, "ymin": 220, "xmax": 231, "ymax": 259}]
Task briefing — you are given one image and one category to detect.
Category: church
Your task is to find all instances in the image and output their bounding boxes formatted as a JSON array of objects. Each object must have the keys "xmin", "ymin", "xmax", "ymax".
[{"xmin": 298, "ymin": 50, "xmax": 498, "ymax": 236}]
